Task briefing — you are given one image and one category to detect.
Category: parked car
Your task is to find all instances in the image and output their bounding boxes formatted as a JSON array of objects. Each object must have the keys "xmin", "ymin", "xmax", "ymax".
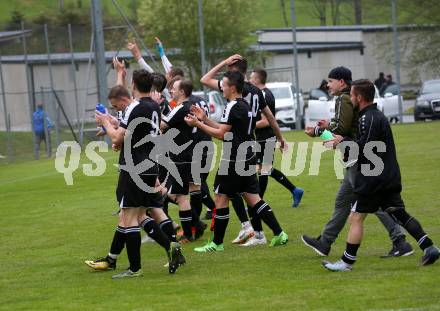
[
  {"xmin": 192, "ymin": 90, "xmax": 226, "ymax": 122},
  {"xmin": 414, "ymin": 79, "xmax": 440, "ymax": 121},
  {"xmin": 266, "ymin": 82, "xmax": 305, "ymax": 129},
  {"xmin": 309, "ymin": 88, "xmax": 331, "ymax": 101},
  {"xmin": 306, "ymin": 85, "xmax": 400, "ymax": 124}
]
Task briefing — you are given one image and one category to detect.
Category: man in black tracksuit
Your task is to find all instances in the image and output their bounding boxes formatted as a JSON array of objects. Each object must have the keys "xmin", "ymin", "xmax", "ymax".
[
  {"xmin": 322, "ymin": 79, "xmax": 439, "ymax": 272},
  {"xmin": 302, "ymin": 66, "xmax": 411, "ymax": 257}
]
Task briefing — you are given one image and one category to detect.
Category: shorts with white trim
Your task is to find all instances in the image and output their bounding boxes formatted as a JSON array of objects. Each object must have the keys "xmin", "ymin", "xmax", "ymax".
[
  {"xmin": 351, "ymin": 191, "xmax": 405, "ymax": 214},
  {"xmin": 167, "ymin": 162, "xmax": 192, "ymax": 195},
  {"xmin": 213, "ymin": 159, "xmax": 260, "ymax": 197},
  {"xmin": 116, "ymin": 170, "xmax": 163, "ymax": 208}
]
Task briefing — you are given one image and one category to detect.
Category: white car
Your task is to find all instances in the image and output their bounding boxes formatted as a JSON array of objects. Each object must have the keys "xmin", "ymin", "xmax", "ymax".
[
  {"xmin": 266, "ymin": 82, "xmax": 305, "ymax": 129},
  {"xmin": 306, "ymin": 85, "xmax": 400, "ymax": 124}
]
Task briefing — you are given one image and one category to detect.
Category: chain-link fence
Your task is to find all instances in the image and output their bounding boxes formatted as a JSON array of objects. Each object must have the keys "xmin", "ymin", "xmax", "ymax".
[{"xmin": 0, "ymin": 21, "xmax": 134, "ymax": 162}]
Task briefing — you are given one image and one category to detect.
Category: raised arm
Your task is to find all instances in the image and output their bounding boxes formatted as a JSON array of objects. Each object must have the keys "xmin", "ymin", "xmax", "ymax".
[
  {"xmin": 200, "ymin": 54, "xmax": 243, "ymax": 90},
  {"xmin": 155, "ymin": 37, "xmax": 173, "ymax": 74},
  {"xmin": 127, "ymin": 42, "xmax": 154, "ymax": 73},
  {"xmin": 113, "ymin": 57, "xmax": 126, "ymax": 87}
]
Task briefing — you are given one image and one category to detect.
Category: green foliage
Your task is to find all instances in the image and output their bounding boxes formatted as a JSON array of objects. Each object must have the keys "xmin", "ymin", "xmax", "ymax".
[
  {"xmin": 7, "ymin": 10, "xmax": 24, "ymax": 30},
  {"xmin": 137, "ymin": 0, "xmax": 257, "ymax": 82}
]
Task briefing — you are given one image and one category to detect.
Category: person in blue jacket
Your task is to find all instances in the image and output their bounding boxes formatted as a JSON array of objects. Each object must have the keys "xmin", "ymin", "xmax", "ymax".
[{"xmin": 32, "ymin": 102, "xmax": 53, "ymax": 158}]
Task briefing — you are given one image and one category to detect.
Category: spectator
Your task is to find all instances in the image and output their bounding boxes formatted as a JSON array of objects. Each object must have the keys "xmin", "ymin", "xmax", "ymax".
[
  {"xmin": 32, "ymin": 102, "xmax": 53, "ymax": 158},
  {"xmin": 374, "ymin": 72, "xmax": 386, "ymax": 91},
  {"xmin": 379, "ymin": 74, "xmax": 395, "ymax": 96},
  {"xmin": 318, "ymin": 79, "xmax": 329, "ymax": 96}
]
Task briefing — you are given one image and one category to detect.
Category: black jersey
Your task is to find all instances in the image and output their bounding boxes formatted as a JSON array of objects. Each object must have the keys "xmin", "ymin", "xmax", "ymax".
[
  {"xmin": 162, "ymin": 100, "xmax": 194, "ymax": 163},
  {"xmin": 218, "ymin": 80, "xmax": 266, "ymax": 139},
  {"xmin": 351, "ymin": 103, "xmax": 402, "ymax": 195},
  {"xmin": 220, "ymin": 97, "xmax": 256, "ymax": 162},
  {"xmin": 119, "ymin": 97, "xmax": 161, "ymax": 174},
  {"xmin": 159, "ymin": 96, "xmax": 171, "ymax": 116},
  {"xmin": 218, "ymin": 80, "xmax": 267, "ymax": 110},
  {"xmin": 189, "ymin": 94, "xmax": 212, "ymax": 142},
  {"xmin": 255, "ymin": 87, "xmax": 275, "ymax": 141}
]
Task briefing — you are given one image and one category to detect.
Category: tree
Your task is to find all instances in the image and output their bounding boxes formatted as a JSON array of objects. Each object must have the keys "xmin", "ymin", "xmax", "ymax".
[
  {"xmin": 280, "ymin": 0, "xmax": 289, "ymax": 27},
  {"xmin": 371, "ymin": 0, "xmax": 440, "ymax": 80},
  {"xmin": 309, "ymin": 0, "xmax": 327, "ymax": 26},
  {"xmin": 137, "ymin": 0, "xmax": 256, "ymax": 84},
  {"xmin": 7, "ymin": 10, "xmax": 24, "ymax": 30},
  {"xmin": 329, "ymin": 0, "xmax": 343, "ymax": 25},
  {"xmin": 354, "ymin": 0, "xmax": 362, "ymax": 25}
]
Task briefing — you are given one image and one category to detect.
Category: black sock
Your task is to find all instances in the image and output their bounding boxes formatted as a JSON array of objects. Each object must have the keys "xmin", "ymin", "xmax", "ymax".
[
  {"xmin": 108, "ymin": 226, "xmax": 126, "ymax": 261},
  {"xmin": 201, "ymin": 181, "xmax": 215, "ymax": 210},
  {"xmin": 191, "ymin": 191, "xmax": 203, "ymax": 216},
  {"xmin": 179, "ymin": 210, "xmax": 193, "ymax": 238},
  {"xmin": 125, "ymin": 226, "xmax": 141, "ymax": 272},
  {"xmin": 254, "ymin": 200, "xmax": 282, "ymax": 235},
  {"xmin": 231, "ymin": 195, "xmax": 249, "ymax": 223},
  {"xmin": 389, "ymin": 209, "xmax": 433, "ymax": 250},
  {"xmin": 213, "ymin": 207, "xmax": 229, "ymax": 245},
  {"xmin": 341, "ymin": 242, "xmax": 360, "ymax": 264},
  {"xmin": 140, "ymin": 218, "xmax": 170, "ymax": 251},
  {"xmin": 271, "ymin": 168, "xmax": 295, "ymax": 192},
  {"xmin": 248, "ymin": 205, "xmax": 263, "ymax": 232},
  {"xmin": 259, "ymin": 174, "xmax": 269, "ymax": 198},
  {"xmin": 160, "ymin": 219, "xmax": 177, "ymax": 242}
]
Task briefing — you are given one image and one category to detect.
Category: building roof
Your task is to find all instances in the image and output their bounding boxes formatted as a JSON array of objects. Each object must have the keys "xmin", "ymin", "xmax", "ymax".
[
  {"xmin": 252, "ymin": 42, "xmax": 363, "ymax": 54},
  {"xmin": 257, "ymin": 24, "xmax": 437, "ymax": 33}
]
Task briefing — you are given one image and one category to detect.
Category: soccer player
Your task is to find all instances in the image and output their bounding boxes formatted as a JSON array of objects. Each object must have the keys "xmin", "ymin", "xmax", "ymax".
[
  {"xmin": 188, "ymin": 91, "xmax": 215, "ymax": 229},
  {"xmin": 200, "ymin": 54, "xmax": 287, "ymax": 245},
  {"xmin": 301, "ymin": 66, "xmax": 412, "ymax": 257},
  {"xmin": 151, "ymin": 72, "xmax": 171, "ymax": 116},
  {"xmin": 186, "ymin": 71, "xmax": 288, "ymax": 252},
  {"xmin": 322, "ymin": 79, "xmax": 439, "ymax": 271},
  {"xmin": 85, "ymin": 71, "xmax": 184, "ymax": 278},
  {"xmin": 112, "ymin": 56, "xmax": 179, "ymax": 245},
  {"xmin": 241, "ymin": 68, "xmax": 304, "ymax": 247},
  {"xmin": 160, "ymin": 78, "xmax": 206, "ymax": 242}
]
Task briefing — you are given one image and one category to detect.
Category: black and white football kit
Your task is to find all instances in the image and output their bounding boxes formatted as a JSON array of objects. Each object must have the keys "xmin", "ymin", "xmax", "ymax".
[
  {"xmin": 116, "ymin": 97, "xmax": 162, "ymax": 209},
  {"xmin": 162, "ymin": 100, "xmax": 196, "ymax": 195},
  {"xmin": 213, "ymin": 97, "xmax": 260, "ymax": 197},
  {"xmin": 189, "ymin": 94, "xmax": 214, "ymax": 183},
  {"xmin": 255, "ymin": 87, "xmax": 276, "ymax": 166}
]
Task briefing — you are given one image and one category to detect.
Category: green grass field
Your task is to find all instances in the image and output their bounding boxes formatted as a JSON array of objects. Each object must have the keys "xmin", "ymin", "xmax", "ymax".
[
  {"xmin": 1, "ymin": 122, "xmax": 440, "ymax": 310},
  {"xmin": 0, "ymin": 0, "xmax": 399, "ymax": 30}
]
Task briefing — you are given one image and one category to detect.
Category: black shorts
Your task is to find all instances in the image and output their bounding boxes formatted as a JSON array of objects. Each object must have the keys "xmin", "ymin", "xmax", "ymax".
[
  {"xmin": 168, "ymin": 162, "xmax": 192, "ymax": 195},
  {"xmin": 255, "ymin": 138, "xmax": 276, "ymax": 167},
  {"xmin": 213, "ymin": 159, "xmax": 260, "ymax": 197},
  {"xmin": 191, "ymin": 148, "xmax": 213, "ymax": 185},
  {"xmin": 351, "ymin": 191, "xmax": 405, "ymax": 214},
  {"xmin": 116, "ymin": 171, "xmax": 163, "ymax": 208}
]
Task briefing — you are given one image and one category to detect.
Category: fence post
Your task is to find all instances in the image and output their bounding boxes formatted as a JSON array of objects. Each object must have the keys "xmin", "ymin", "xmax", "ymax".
[
  {"xmin": 22, "ymin": 21, "xmax": 38, "ymax": 159},
  {"xmin": 44, "ymin": 24, "xmax": 60, "ymax": 149},
  {"xmin": 0, "ymin": 50, "xmax": 13, "ymax": 161}
]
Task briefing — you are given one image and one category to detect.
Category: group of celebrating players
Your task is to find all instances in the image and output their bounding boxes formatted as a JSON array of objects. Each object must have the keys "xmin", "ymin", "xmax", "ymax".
[{"xmin": 85, "ymin": 38, "xmax": 438, "ymax": 279}]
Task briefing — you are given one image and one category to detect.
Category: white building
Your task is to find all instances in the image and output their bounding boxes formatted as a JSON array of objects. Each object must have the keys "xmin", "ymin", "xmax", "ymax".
[{"xmin": 255, "ymin": 25, "xmax": 437, "ymax": 92}]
